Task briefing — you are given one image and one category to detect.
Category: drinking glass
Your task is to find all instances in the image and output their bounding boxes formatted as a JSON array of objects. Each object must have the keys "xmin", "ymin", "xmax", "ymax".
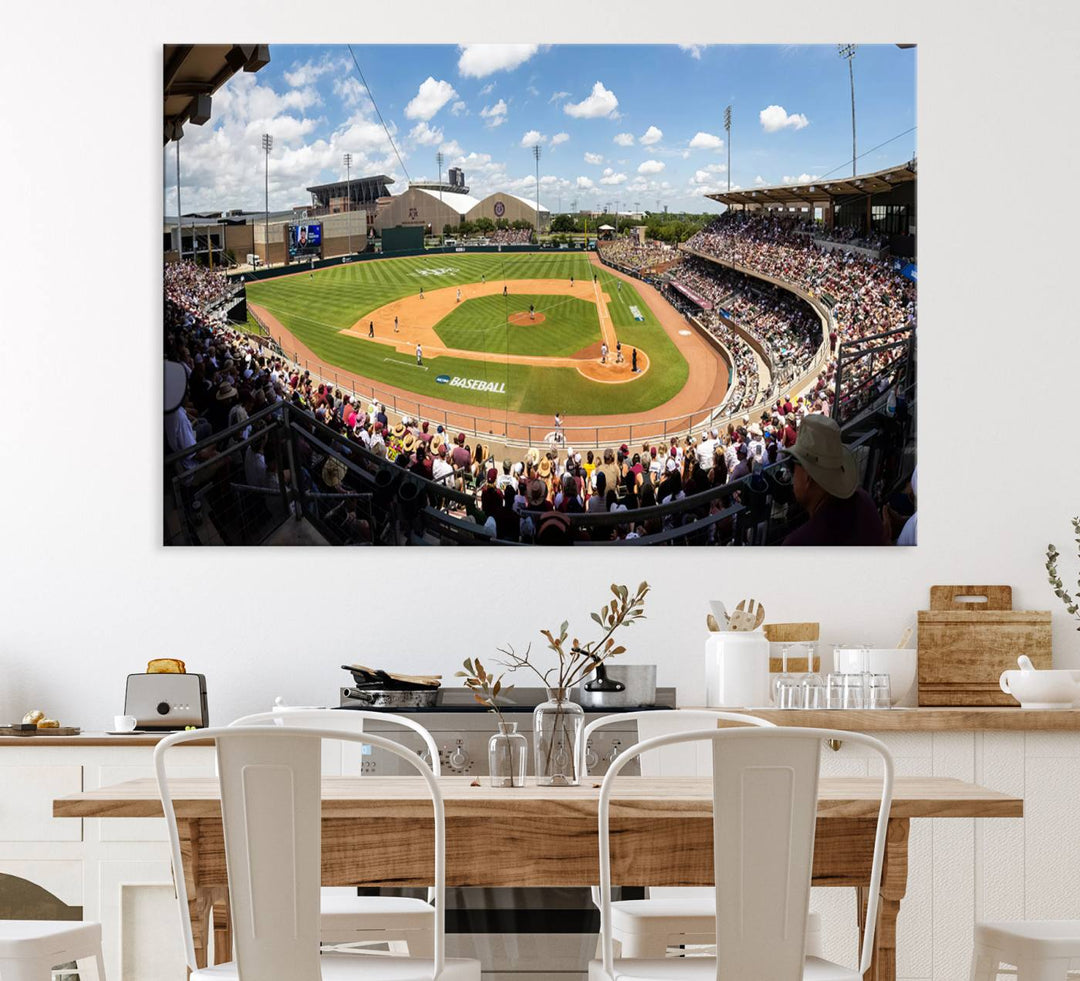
[
  {"xmin": 800, "ymin": 674, "xmax": 826, "ymax": 709},
  {"xmin": 868, "ymin": 674, "xmax": 893, "ymax": 710},
  {"xmin": 775, "ymin": 676, "xmax": 803, "ymax": 709},
  {"xmin": 773, "ymin": 644, "xmax": 798, "ymax": 705},
  {"xmin": 841, "ymin": 673, "xmax": 866, "ymax": 709},
  {"xmin": 826, "ymin": 673, "xmax": 846, "ymax": 710}
]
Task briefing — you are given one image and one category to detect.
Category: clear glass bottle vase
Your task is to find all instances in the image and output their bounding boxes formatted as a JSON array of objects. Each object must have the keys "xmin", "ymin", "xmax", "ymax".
[
  {"xmin": 488, "ymin": 721, "xmax": 528, "ymax": 788},
  {"xmin": 533, "ymin": 687, "xmax": 584, "ymax": 786}
]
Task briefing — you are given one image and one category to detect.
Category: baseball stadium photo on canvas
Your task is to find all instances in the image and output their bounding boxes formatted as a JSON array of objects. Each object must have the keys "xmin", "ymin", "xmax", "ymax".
[{"xmin": 163, "ymin": 43, "xmax": 916, "ymax": 547}]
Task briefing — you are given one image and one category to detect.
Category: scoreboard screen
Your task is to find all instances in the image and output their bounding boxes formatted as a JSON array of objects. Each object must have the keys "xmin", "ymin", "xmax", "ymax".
[{"xmin": 288, "ymin": 223, "xmax": 322, "ymax": 260}]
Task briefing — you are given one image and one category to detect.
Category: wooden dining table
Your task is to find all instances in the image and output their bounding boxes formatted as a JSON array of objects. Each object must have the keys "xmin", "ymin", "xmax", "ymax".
[{"xmin": 54, "ymin": 775, "xmax": 1022, "ymax": 981}]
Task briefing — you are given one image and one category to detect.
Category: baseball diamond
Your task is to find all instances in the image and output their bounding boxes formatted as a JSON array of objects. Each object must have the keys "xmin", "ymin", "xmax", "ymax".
[{"xmin": 245, "ymin": 251, "xmax": 726, "ymax": 424}]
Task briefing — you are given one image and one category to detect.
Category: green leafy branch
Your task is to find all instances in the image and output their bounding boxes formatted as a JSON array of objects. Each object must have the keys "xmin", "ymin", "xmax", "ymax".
[
  {"xmin": 456, "ymin": 657, "xmax": 514, "ymax": 723},
  {"xmin": 1046, "ymin": 516, "xmax": 1080, "ymax": 629}
]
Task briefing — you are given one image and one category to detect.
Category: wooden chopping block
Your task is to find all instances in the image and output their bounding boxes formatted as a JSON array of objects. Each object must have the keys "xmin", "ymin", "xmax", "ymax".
[
  {"xmin": 764, "ymin": 622, "xmax": 821, "ymax": 672},
  {"xmin": 917, "ymin": 585, "xmax": 1052, "ymax": 706}
]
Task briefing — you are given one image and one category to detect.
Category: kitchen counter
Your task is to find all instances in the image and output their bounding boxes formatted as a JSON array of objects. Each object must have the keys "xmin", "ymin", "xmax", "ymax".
[
  {"xmin": 684, "ymin": 706, "xmax": 1080, "ymax": 730},
  {"xmin": 0, "ymin": 731, "xmax": 210, "ymax": 747}
]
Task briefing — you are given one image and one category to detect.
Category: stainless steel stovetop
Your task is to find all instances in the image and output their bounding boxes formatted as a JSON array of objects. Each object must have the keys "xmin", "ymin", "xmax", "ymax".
[{"xmin": 334, "ymin": 685, "xmax": 676, "ymax": 979}]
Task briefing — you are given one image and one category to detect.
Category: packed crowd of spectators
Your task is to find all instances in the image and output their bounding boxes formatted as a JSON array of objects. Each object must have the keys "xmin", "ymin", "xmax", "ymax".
[
  {"xmin": 164, "ymin": 260, "xmax": 236, "ymax": 314},
  {"xmin": 683, "ymin": 213, "xmax": 915, "ymax": 413},
  {"xmin": 667, "ymin": 257, "xmax": 823, "ymax": 393},
  {"xmin": 597, "ymin": 238, "xmax": 676, "ymax": 273},
  {"xmin": 784, "ymin": 216, "xmax": 890, "ymax": 251},
  {"xmin": 487, "ymin": 228, "xmax": 532, "ymax": 245}
]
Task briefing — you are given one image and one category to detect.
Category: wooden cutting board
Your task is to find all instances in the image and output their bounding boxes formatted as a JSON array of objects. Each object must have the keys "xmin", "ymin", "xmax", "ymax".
[
  {"xmin": 917, "ymin": 585, "xmax": 1052, "ymax": 705},
  {"xmin": 0, "ymin": 726, "xmax": 81, "ymax": 737}
]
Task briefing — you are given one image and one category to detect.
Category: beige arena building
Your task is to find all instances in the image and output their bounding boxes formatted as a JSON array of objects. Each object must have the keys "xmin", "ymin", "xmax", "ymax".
[{"xmin": 374, "ymin": 185, "xmax": 550, "ymax": 235}]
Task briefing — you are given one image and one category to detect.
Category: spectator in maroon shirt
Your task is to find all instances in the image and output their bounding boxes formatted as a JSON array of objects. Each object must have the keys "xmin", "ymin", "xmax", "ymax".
[{"xmin": 781, "ymin": 416, "xmax": 887, "ymax": 546}]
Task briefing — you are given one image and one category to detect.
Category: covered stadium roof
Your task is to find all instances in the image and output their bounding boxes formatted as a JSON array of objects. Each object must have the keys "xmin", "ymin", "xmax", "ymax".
[
  {"xmin": 706, "ymin": 160, "xmax": 916, "ymax": 209},
  {"xmin": 413, "ymin": 186, "xmax": 484, "ymax": 213},
  {"xmin": 307, "ymin": 176, "xmax": 394, "ymax": 195},
  {"xmin": 504, "ymin": 192, "xmax": 550, "ymax": 214},
  {"xmin": 164, "ymin": 44, "xmax": 270, "ymax": 144}
]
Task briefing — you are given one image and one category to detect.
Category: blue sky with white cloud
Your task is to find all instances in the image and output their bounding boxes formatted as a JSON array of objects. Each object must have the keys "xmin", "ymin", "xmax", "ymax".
[{"xmin": 164, "ymin": 43, "xmax": 915, "ymax": 215}]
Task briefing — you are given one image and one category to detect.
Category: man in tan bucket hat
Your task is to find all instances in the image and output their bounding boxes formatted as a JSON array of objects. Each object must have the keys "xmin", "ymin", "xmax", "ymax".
[{"xmin": 780, "ymin": 415, "xmax": 886, "ymax": 546}]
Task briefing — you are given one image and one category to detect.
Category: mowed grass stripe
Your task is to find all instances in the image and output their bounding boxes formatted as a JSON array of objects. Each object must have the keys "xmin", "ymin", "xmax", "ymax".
[{"xmin": 247, "ymin": 252, "xmax": 690, "ymax": 416}]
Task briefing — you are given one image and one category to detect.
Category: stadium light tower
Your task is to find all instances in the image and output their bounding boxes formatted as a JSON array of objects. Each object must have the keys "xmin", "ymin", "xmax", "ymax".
[
  {"xmin": 838, "ymin": 45, "xmax": 857, "ymax": 177},
  {"xmin": 343, "ymin": 152, "xmax": 353, "ymax": 256},
  {"xmin": 261, "ymin": 133, "xmax": 273, "ymax": 265},
  {"xmin": 724, "ymin": 104, "xmax": 732, "ymax": 192},
  {"xmin": 532, "ymin": 144, "xmax": 542, "ymax": 237},
  {"xmin": 174, "ymin": 130, "xmax": 183, "ymax": 260}
]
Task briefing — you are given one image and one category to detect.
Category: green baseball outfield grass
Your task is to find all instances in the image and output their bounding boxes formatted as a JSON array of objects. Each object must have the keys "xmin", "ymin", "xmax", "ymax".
[{"xmin": 245, "ymin": 252, "xmax": 690, "ymax": 417}]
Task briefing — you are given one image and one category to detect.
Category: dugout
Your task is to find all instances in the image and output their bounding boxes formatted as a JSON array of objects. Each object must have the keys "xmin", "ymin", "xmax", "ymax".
[{"xmin": 381, "ymin": 225, "xmax": 425, "ymax": 254}]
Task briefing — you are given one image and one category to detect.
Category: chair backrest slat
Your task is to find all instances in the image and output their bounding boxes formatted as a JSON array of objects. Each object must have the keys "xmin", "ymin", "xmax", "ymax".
[{"xmin": 712, "ymin": 732, "xmax": 821, "ymax": 977}]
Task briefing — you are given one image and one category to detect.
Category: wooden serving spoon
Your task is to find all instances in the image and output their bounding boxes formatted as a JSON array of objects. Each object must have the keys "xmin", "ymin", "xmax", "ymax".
[{"xmin": 730, "ymin": 599, "xmax": 766, "ymax": 631}]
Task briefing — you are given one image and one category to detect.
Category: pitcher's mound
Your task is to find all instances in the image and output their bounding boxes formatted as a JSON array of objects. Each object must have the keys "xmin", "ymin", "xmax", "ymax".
[{"xmin": 508, "ymin": 311, "xmax": 546, "ymax": 326}]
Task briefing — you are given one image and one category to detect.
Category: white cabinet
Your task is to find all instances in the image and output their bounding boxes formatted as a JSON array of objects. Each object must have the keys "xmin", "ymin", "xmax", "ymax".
[
  {"xmin": 811, "ymin": 729, "xmax": 1080, "ymax": 981},
  {"xmin": 0, "ymin": 741, "xmax": 213, "ymax": 981},
  {"xmin": 0, "ymin": 766, "xmax": 83, "ymax": 841}
]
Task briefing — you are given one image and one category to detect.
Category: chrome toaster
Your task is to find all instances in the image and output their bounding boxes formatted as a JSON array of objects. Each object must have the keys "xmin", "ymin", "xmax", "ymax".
[{"xmin": 123, "ymin": 673, "xmax": 208, "ymax": 730}]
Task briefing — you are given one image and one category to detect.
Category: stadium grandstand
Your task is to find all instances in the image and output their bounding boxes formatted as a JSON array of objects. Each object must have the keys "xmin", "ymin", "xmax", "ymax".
[{"xmin": 163, "ymin": 46, "xmax": 915, "ymax": 548}]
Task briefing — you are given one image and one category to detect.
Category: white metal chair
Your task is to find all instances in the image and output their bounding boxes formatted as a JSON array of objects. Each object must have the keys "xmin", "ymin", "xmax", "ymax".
[
  {"xmin": 589, "ymin": 726, "xmax": 894, "ymax": 981},
  {"xmin": 969, "ymin": 921, "xmax": 1080, "ymax": 980},
  {"xmin": 0, "ymin": 921, "xmax": 104, "ymax": 981},
  {"xmin": 580, "ymin": 711, "xmax": 822, "ymax": 959},
  {"xmin": 230, "ymin": 708, "xmax": 438, "ymax": 956},
  {"xmin": 155, "ymin": 725, "xmax": 480, "ymax": 980}
]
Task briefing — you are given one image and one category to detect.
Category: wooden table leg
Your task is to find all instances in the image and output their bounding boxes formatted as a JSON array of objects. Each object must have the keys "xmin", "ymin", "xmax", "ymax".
[
  {"xmin": 211, "ymin": 887, "xmax": 232, "ymax": 964},
  {"xmin": 176, "ymin": 819, "xmax": 207, "ymax": 971},
  {"xmin": 858, "ymin": 818, "xmax": 909, "ymax": 981}
]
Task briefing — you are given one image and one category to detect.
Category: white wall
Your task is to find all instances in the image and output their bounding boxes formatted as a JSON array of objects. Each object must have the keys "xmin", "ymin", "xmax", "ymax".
[{"xmin": 0, "ymin": 1, "xmax": 1078, "ymax": 729}]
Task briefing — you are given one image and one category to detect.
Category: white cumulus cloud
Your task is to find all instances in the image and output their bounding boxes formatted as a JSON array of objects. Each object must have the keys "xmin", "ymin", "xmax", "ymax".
[
  {"xmin": 760, "ymin": 105, "xmax": 809, "ymax": 132},
  {"xmin": 458, "ymin": 44, "xmax": 539, "ymax": 78},
  {"xmin": 450, "ymin": 100, "xmax": 467, "ymax": 116},
  {"xmin": 520, "ymin": 129, "xmax": 546, "ymax": 147},
  {"xmin": 564, "ymin": 81, "xmax": 619, "ymax": 119},
  {"xmin": 584, "ymin": 151, "xmax": 604, "ymax": 165},
  {"xmin": 688, "ymin": 131, "xmax": 724, "ymax": 150},
  {"xmin": 678, "ymin": 44, "xmax": 706, "ymax": 60},
  {"xmin": 576, "ymin": 176, "xmax": 595, "ymax": 189},
  {"xmin": 600, "ymin": 170, "xmax": 627, "ymax": 185},
  {"xmin": 480, "ymin": 99, "xmax": 508, "ymax": 128},
  {"xmin": 782, "ymin": 173, "xmax": 821, "ymax": 184},
  {"xmin": 549, "ymin": 90, "xmax": 570, "ymax": 103},
  {"xmin": 613, "ymin": 132, "xmax": 635, "ymax": 147},
  {"xmin": 409, "ymin": 121, "xmax": 443, "ymax": 146},
  {"xmin": 405, "ymin": 77, "xmax": 458, "ymax": 121},
  {"xmin": 640, "ymin": 125, "xmax": 663, "ymax": 145},
  {"xmin": 638, "ymin": 160, "xmax": 665, "ymax": 175},
  {"xmin": 754, "ymin": 175, "xmax": 766, "ymax": 184},
  {"xmin": 550, "ymin": 132, "xmax": 569, "ymax": 147}
]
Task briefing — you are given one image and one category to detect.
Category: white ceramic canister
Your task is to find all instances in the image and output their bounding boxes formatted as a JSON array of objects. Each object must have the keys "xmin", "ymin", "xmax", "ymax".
[{"xmin": 704, "ymin": 630, "xmax": 771, "ymax": 707}]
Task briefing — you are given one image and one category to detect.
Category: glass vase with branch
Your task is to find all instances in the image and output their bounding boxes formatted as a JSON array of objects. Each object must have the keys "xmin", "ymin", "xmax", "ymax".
[
  {"xmin": 457, "ymin": 657, "xmax": 527, "ymax": 787},
  {"xmin": 495, "ymin": 582, "xmax": 650, "ymax": 786}
]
